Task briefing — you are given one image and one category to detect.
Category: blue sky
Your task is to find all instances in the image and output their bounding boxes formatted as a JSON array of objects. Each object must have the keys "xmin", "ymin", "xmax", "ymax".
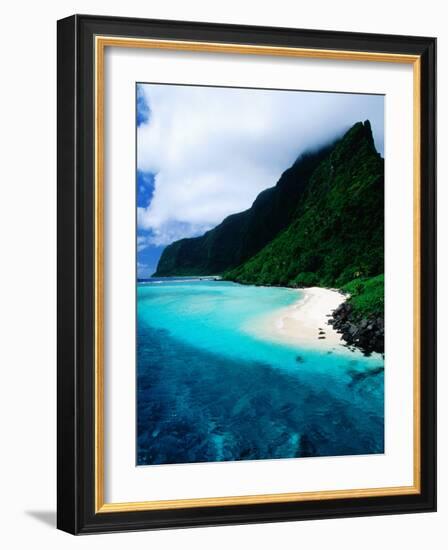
[{"xmin": 136, "ymin": 83, "xmax": 384, "ymax": 278}]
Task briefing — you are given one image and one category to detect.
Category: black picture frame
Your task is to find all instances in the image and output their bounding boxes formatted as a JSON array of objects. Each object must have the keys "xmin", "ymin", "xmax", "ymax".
[{"xmin": 57, "ymin": 14, "xmax": 436, "ymax": 534}]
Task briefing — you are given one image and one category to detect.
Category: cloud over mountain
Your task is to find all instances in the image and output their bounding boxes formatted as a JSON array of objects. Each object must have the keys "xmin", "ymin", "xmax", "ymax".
[{"xmin": 137, "ymin": 84, "xmax": 384, "ymax": 247}]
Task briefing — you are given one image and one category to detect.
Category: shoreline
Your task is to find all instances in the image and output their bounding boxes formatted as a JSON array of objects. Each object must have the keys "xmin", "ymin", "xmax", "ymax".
[
  {"xmin": 246, "ymin": 286, "xmax": 351, "ymax": 354},
  {"xmin": 142, "ymin": 278, "xmax": 383, "ymax": 355}
]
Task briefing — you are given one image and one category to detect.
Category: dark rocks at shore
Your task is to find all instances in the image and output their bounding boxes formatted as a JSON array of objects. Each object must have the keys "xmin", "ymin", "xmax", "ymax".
[{"xmin": 329, "ymin": 302, "xmax": 384, "ymax": 355}]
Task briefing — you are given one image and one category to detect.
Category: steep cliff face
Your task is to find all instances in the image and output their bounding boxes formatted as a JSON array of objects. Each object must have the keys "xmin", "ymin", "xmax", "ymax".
[
  {"xmin": 153, "ymin": 145, "xmax": 333, "ymax": 276},
  {"xmin": 154, "ymin": 120, "xmax": 383, "ymax": 291},
  {"xmin": 224, "ymin": 121, "xmax": 384, "ymax": 288}
]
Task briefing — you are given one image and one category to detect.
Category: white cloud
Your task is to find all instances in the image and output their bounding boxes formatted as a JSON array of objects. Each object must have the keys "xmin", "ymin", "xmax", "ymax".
[
  {"xmin": 137, "ymin": 84, "xmax": 384, "ymax": 246},
  {"xmin": 137, "ymin": 235, "xmax": 150, "ymax": 252}
]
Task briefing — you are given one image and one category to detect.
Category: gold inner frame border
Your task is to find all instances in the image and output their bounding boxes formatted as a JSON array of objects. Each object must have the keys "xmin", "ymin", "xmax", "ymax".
[{"xmin": 94, "ymin": 35, "xmax": 421, "ymax": 513}]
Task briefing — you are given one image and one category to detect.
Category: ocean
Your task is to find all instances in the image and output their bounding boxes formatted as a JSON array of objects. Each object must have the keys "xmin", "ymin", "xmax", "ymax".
[{"xmin": 137, "ymin": 278, "xmax": 384, "ymax": 465}]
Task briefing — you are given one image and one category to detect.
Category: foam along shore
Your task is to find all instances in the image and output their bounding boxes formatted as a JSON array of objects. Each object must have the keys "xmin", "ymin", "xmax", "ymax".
[{"xmin": 248, "ymin": 287, "xmax": 348, "ymax": 352}]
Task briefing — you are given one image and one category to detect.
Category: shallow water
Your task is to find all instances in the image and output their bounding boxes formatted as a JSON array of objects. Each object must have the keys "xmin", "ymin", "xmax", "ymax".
[{"xmin": 137, "ymin": 279, "xmax": 384, "ymax": 465}]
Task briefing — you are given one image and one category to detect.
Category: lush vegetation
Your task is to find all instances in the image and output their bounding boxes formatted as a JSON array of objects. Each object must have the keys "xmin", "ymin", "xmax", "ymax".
[
  {"xmin": 341, "ymin": 274, "xmax": 384, "ymax": 319},
  {"xmin": 154, "ymin": 145, "xmax": 334, "ymax": 276},
  {"xmin": 224, "ymin": 121, "xmax": 384, "ymax": 290}
]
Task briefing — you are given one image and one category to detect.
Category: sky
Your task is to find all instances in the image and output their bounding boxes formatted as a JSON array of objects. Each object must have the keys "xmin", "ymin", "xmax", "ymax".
[{"xmin": 136, "ymin": 83, "xmax": 384, "ymax": 278}]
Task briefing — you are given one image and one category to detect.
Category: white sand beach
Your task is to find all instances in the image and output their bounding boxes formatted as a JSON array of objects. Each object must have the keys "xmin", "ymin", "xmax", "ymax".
[{"xmin": 248, "ymin": 287, "xmax": 349, "ymax": 352}]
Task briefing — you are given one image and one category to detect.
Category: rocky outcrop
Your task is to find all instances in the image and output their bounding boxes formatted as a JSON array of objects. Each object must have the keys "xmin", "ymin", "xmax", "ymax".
[{"xmin": 329, "ymin": 301, "xmax": 384, "ymax": 355}]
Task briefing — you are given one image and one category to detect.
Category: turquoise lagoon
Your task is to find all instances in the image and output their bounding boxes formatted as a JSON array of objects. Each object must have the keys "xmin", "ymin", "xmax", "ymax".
[{"xmin": 137, "ymin": 278, "xmax": 384, "ymax": 465}]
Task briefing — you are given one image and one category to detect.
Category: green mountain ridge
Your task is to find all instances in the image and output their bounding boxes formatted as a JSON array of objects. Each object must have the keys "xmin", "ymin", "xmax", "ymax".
[
  {"xmin": 155, "ymin": 120, "xmax": 383, "ymax": 291},
  {"xmin": 224, "ymin": 120, "xmax": 384, "ymax": 288},
  {"xmin": 153, "ymin": 144, "xmax": 334, "ymax": 276}
]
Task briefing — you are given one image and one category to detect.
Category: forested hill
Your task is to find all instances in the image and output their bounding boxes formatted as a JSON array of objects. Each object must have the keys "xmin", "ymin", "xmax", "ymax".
[
  {"xmin": 224, "ymin": 120, "xmax": 384, "ymax": 288},
  {"xmin": 153, "ymin": 144, "xmax": 334, "ymax": 276},
  {"xmin": 154, "ymin": 120, "xmax": 383, "ymax": 290}
]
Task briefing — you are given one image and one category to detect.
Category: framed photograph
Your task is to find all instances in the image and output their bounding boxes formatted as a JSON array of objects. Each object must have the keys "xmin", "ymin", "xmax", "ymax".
[{"xmin": 57, "ymin": 14, "xmax": 436, "ymax": 534}]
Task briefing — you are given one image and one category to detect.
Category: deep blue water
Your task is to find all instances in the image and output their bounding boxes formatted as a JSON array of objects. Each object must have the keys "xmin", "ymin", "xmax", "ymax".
[{"xmin": 137, "ymin": 278, "xmax": 384, "ymax": 465}]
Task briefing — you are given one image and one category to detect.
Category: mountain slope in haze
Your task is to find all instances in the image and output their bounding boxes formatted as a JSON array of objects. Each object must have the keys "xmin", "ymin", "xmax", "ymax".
[
  {"xmin": 153, "ymin": 145, "xmax": 334, "ymax": 276},
  {"xmin": 223, "ymin": 121, "xmax": 384, "ymax": 288}
]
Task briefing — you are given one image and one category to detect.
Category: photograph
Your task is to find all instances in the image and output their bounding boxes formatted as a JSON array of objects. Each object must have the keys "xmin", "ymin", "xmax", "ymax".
[
  {"xmin": 54, "ymin": 13, "xmax": 436, "ymax": 534},
  {"xmin": 136, "ymin": 83, "xmax": 386, "ymax": 466},
  {"xmin": 0, "ymin": 0, "xmax": 442, "ymax": 545}
]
